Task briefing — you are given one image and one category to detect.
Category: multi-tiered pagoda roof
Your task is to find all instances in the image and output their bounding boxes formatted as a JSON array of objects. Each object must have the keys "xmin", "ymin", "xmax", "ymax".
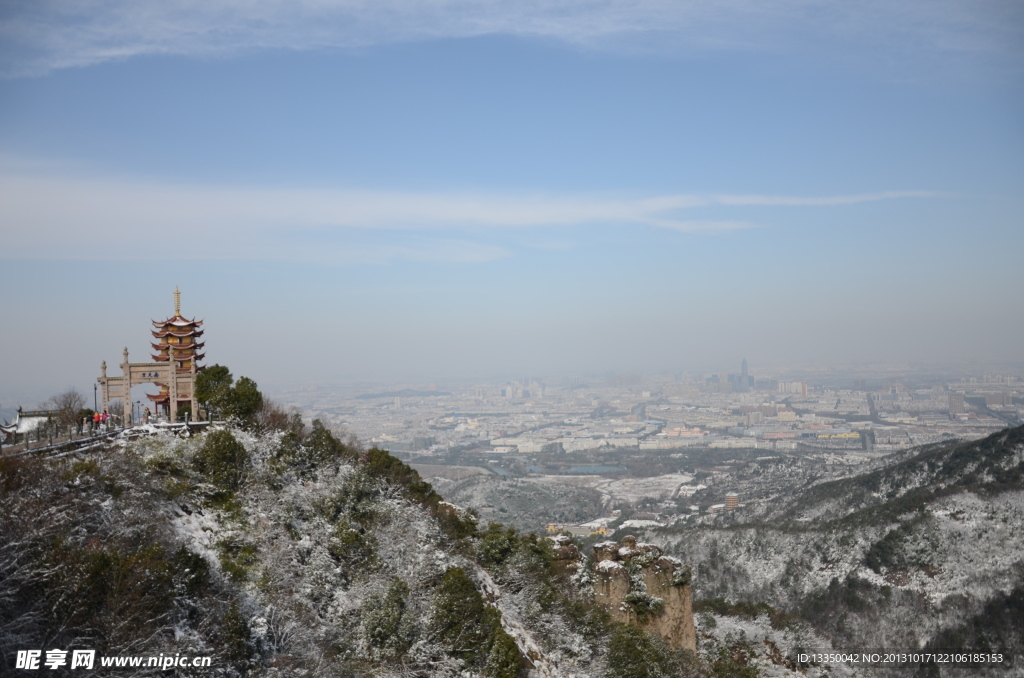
[
  {"xmin": 151, "ymin": 288, "xmax": 205, "ymax": 368},
  {"xmin": 147, "ymin": 288, "xmax": 205, "ymax": 408}
]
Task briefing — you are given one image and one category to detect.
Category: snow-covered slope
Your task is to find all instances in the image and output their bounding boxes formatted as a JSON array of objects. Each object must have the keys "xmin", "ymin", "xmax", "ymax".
[{"xmin": 640, "ymin": 426, "xmax": 1024, "ymax": 675}]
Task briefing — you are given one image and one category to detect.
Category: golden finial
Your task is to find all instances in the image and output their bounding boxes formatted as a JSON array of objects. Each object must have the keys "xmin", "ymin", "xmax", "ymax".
[{"xmin": 174, "ymin": 286, "xmax": 181, "ymax": 316}]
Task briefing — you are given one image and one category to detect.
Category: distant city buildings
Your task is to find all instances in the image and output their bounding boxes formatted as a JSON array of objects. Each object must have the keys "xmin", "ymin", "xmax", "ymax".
[
  {"xmin": 502, "ymin": 379, "xmax": 546, "ymax": 400},
  {"xmin": 778, "ymin": 381, "xmax": 809, "ymax": 396},
  {"xmin": 270, "ymin": 366, "xmax": 1020, "ymax": 462},
  {"xmin": 705, "ymin": 358, "xmax": 755, "ymax": 394},
  {"xmin": 985, "ymin": 392, "xmax": 1013, "ymax": 407}
]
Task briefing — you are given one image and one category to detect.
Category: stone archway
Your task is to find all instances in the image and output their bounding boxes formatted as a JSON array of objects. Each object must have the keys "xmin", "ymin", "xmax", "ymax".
[{"xmin": 98, "ymin": 347, "xmax": 199, "ymax": 424}]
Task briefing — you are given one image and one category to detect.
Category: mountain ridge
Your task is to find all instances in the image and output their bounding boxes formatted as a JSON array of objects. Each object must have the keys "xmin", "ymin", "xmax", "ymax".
[{"xmin": 640, "ymin": 426, "xmax": 1024, "ymax": 676}]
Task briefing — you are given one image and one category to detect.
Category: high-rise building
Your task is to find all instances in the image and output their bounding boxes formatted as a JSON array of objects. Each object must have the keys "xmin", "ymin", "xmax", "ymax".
[
  {"xmin": 725, "ymin": 493, "xmax": 739, "ymax": 510},
  {"xmin": 738, "ymin": 358, "xmax": 749, "ymax": 392},
  {"xmin": 948, "ymin": 392, "xmax": 965, "ymax": 415}
]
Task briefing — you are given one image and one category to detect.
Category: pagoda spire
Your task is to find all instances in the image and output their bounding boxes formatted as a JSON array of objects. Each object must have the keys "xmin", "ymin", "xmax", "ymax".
[{"xmin": 174, "ymin": 286, "xmax": 181, "ymax": 316}]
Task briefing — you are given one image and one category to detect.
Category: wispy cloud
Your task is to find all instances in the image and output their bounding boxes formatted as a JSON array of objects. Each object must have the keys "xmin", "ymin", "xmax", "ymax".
[
  {"xmin": 0, "ymin": 169, "xmax": 935, "ymax": 261},
  {"xmin": 1, "ymin": 0, "xmax": 1020, "ymax": 77},
  {"xmin": 710, "ymin": 191, "xmax": 938, "ymax": 206}
]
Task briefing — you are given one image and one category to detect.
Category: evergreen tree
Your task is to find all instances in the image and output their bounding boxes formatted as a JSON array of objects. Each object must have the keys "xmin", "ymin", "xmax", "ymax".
[
  {"xmin": 193, "ymin": 429, "xmax": 249, "ymax": 492},
  {"xmin": 195, "ymin": 364, "xmax": 233, "ymax": 419},
  {"xmin": 605, "ymin": 625, "xmax": 677, "ymax": 678},
  {"xmin": 363, "ymin": 577, "xmax": 413, "ymax": 658},
  {"xmin": 484, "ymin": 628, "xmax": 521, "ymax": 678},
  {"xmin": 223, "ymin": 376, "xmax": 263, "ymax": 424}
]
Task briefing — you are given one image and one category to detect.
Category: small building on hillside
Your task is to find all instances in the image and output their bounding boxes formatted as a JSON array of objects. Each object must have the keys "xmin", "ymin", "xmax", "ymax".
[{"xmin": 0, "ymin": 408, "xmax": 58, "ymax": 443}]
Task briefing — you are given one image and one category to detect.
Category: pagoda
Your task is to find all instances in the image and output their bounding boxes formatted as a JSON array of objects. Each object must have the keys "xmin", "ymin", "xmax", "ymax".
[{"xmin": 147, "ymin": 287, "xmax": 205, "ymax": 414}]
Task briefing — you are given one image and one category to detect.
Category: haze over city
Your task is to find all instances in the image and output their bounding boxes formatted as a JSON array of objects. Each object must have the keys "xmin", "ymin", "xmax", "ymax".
[{"xmin": 1, "ymin": 1, "xmax": 1022, "ymax": 403}]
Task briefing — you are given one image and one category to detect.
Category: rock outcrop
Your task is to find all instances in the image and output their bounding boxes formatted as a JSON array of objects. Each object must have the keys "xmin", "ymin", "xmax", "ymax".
[
  {"xmin": 549, "ymin": 534, "xmax": 581, "ymax": 574},
  {"xmin": 592, "ymin": 536, "xmax": 695, "ymax": 652}
]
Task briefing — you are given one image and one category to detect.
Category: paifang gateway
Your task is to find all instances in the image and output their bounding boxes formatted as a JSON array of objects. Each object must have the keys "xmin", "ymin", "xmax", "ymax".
[{"xmin": 97, "ymin": 288, "xmax": 206, "ymax": 423}]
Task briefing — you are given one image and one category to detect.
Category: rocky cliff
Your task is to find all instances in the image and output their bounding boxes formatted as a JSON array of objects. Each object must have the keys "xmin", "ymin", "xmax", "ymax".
[{"xmin": 592, "ymin": 536, "xmax": 695, "ymax": 652}]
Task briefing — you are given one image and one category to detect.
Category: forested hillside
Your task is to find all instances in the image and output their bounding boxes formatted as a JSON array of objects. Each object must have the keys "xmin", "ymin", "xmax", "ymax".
[
  {"xmin": 642, "ymin": 426, "xmax": 1024, "ymax": 677},
  {"xmin": 433, "ymin": 475, "xmax": 605, "ymax": 533},
  {"xmin": 2, "ymin": 419, "xmax": 763, "ymax": 677},
  {"xmin": 9, "ymin": 417, "xmax": 1018, "ymax": 676}
]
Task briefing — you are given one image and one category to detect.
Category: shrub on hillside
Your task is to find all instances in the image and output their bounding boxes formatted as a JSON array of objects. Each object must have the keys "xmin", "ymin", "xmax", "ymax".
[
  {"xmin": 605, "ymin": 624, "xmax": 691, "ymax": 678},
  {"xmin": 193, "ymin": 429, "xmax": 249, "ymax": 492},
  {"xmin": 362, "ymin": 577, "xmax": 415, "ymax": 659},
  {"xmin": 430, "ymin": 567, "xmax": 521, "ymax": 676},
  {"xmin": 480, "ymin": 522, "xmax": 520, "ymax": 569},
  {"xmin": 271, "ymin": 419, "xmax": 357, "ymax": 479}
]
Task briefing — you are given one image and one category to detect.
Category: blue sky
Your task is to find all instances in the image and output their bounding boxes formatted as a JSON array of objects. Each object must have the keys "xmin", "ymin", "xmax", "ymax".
[{"xmin": 1, "ymin": 1, "xmax": 1022, "ymax": 403}]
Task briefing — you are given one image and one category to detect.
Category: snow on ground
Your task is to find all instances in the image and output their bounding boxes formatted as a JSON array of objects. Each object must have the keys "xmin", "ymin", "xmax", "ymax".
[
  {"xmin": 167, "ymin": 502, "xmax": 224, "ymax": 569},
  {"xmin": 530, "ymin": 472, "xmax": 697, "ymax": 506},
  {"xmin": 652, "ymin": 487, "xmax": 1024, "ymax": 611},
  {"xmin": 619, "ymin": 519, "xmax": 665, "ymax": 528},
  {"xmin": 472, "ymin": 566, "xmax": 564, "ymax": 678},
  {"xmin": 598, "ymin": 473, "xmax": 695, "ymax": 503},
  {"xmin": 698, "ymin": 613, "xmax": 860, "ymax": 678}
]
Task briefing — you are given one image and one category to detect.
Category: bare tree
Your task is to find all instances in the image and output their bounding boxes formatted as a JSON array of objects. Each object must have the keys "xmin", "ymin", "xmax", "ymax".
[
  {"xmin": 45, "ymin": 389, "xmax": 86, "ymax": 429},
  {"xmin": 257, "ymin": 398, "xmax": 290, "ymax": 432},
  {"xmin": 257, "ymin": 398, "xmax": 306, "ymax": 435}
]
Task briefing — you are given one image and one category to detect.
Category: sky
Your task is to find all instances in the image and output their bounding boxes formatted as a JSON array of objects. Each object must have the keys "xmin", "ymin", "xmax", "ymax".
[{"xmin": 1, "ymin": 0, "xmax": 1023, "ymax": 405}]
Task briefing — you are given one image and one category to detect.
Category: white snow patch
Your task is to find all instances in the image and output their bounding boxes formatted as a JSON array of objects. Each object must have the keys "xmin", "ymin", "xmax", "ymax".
[{"xmin": 596, "ymin": 560, "xmax": 625, "ymax": 572}]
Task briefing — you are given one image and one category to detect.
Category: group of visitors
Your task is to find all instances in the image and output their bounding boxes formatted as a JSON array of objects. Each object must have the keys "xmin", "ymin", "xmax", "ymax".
[
  {"xmin": 80, "ymin": 410, "xmax": 112, "ymax": 433},
  {"xmin": 73, "ymin": 406, "xmax": 156, "ymax": 435}
]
